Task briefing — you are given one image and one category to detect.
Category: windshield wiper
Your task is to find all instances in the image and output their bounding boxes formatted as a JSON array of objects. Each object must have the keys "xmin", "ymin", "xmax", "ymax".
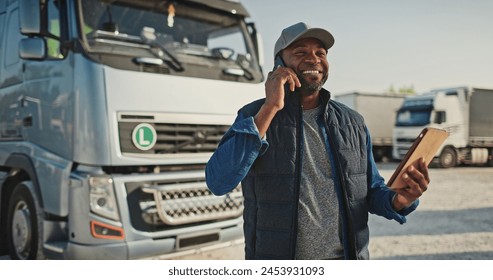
[
  {"xmin": 140, "ymin": 27, "xmax": 184, "ymax": 72},
  {"xmin": 212, "ymin": 48, "xmax": 254, "ymax": 81}
]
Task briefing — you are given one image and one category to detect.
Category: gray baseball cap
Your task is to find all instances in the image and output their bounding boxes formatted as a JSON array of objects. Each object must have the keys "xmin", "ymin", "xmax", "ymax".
[{"xmin": 274, "ymin": 22, "xmax": 335, "ymax": 57}]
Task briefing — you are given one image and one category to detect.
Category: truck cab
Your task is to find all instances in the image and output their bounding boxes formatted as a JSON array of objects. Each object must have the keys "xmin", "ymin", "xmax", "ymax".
[
  {"xmin": 393, "ymin": 86, "xmax": 493, "ymax": 168},
  {"xmin": 0, "ymin": 0, "xmax": 264, "ymax": 259}
]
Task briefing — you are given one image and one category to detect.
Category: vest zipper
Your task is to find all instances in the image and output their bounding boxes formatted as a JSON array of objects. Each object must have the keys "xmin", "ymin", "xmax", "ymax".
[{"xmin": 291, "ymin": 100, "xmax": 304, "ymax": 259}]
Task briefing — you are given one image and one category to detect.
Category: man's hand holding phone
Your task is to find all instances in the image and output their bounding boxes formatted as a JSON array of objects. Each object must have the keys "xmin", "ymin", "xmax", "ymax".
[
  {"xmin": 391, "ymin": 158, "xmax": 430, "ymax": 211},
  {"xmin": 254, "ymin": 55, "xmax": 301, "ymax": 138},
  {"xmin": 264, "ymin": 56, "xmax": 301, "ymax": 112}
]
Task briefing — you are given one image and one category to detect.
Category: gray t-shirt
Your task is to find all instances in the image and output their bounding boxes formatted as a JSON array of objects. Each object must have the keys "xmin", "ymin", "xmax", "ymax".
[{"xmin": 295, "ymin": 106, "xmax": 344, "ymax": 260}]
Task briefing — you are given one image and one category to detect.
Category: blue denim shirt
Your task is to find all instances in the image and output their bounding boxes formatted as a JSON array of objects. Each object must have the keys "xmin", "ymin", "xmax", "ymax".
[{"xmin": 205, "ymin": 113, "xmax": 418, "ymax": 224}]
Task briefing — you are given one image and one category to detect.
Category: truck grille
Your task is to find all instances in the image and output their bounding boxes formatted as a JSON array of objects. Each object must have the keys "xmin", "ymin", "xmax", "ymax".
[
  {"xmin": 395, "ymin": 139, "xmax": 415, "ymax": 159},
  {"xmin": 118, "ymin": 121, "xmax": 229, "ymax": 154},
  {"xmin": 139, "ymin": 181, "xmax": 243, "ymax": 226},
  {"xmin": 396, "ymin": 148, "xmax": 410, "ymax": 159}
]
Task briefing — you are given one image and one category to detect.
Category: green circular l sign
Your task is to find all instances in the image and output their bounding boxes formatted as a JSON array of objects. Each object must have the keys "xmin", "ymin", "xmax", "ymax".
[{"xmin": 132, "ymin": 123, "xmax": 157, "ymax": 151}]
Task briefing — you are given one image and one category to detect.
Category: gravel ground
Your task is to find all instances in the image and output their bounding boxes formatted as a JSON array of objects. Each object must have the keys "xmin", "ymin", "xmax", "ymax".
[{"xmin": 369, "ymin": 163, "xmax": 493, "ymax": 260}]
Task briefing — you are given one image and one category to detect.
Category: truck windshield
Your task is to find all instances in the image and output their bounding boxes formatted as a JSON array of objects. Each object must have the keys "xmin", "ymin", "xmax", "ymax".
[
  {"xmin": 395, "ymin": 108, "xmax": 431, "ymax": 127},
  {"xmin": 77, "ymin": 0, "xmax": 262, "ymax": 83}
]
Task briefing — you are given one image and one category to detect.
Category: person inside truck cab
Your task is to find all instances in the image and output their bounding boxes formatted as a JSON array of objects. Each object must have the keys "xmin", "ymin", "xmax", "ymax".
[{"xmin": 205, "ymin": 22, "xmax": 430, "ymax": 260}]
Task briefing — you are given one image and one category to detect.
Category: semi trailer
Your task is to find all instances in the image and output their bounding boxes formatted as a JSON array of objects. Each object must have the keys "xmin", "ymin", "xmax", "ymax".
[{"xmin": 393, "ymin": 86, "xmax": 493, "ymax": 168}]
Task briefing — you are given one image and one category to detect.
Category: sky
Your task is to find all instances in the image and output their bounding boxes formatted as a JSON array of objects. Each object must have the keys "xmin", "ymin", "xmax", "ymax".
[{"xmin": 242, "ymin": 0, "xmax": 493, "ymax": 95}]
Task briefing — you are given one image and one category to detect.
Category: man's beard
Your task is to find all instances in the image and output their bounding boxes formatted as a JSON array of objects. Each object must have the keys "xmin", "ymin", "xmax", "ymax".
[{"xmin": 296, "ymin": 71, "xmax": 328, "ymax": 96}]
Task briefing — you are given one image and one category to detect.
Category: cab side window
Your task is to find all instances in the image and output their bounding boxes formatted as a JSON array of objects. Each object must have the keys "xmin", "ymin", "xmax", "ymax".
[{"xmin": 45, "ymin": 0, "xmax": 64, "ymax": 59}]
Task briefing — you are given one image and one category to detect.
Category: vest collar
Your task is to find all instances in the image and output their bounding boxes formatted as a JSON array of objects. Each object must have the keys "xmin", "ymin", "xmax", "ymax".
[{"xmin": 283, "ymin": 87, "xmax": 332, "ymax": 110}]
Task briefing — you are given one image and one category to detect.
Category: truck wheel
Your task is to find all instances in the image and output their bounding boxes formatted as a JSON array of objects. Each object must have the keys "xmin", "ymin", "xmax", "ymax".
[
  {"xmin": 439, "ymin": 147, "xmax": 456, "ymax": 168},
  {"xmin": 372, "ymin": 147, "xmax": 385, "ymax": 162},
  {"xmin": 6, "ymin": 182, "xmax": 45, "ymax": 260}
]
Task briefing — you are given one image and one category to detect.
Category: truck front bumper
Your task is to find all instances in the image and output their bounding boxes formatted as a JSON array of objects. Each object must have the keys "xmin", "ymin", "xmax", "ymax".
[{"xmin": 62, "ymin": 223, "xmax": 243, "ymax": 260}]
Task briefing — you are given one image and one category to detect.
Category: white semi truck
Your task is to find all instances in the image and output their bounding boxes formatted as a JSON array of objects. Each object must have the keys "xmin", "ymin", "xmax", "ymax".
[
  {"xmin": 334, "ymin": 92, "xmax": 405, "ymax": 162},
  {"xmin": 0, "ymin": 0, "xmax": 264, "ymax": 259},
  {"xmin": 393, "ymin": 86, "xmax": 493, "ymax": 168}
]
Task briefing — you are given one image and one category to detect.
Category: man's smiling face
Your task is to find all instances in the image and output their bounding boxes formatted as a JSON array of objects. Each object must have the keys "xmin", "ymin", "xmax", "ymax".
[{"xmin": 281, "ymin": 38, "xmax": 329, "ymax": 95}]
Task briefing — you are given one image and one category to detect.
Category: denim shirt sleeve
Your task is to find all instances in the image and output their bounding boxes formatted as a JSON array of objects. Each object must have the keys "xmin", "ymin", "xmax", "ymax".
[
  {"xmin": 366, "ymin": 127, "xmax": 419, "ymax": 224},
  {"xmin": 205, "ymin": 112, "xmax": 269, "ymax": 196}
]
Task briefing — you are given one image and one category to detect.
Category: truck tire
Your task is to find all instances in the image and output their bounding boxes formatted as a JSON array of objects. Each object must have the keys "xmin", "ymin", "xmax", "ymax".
[
  {"xmin": 439, "ymin": 147, "xmax": 457, "ymax": 168},
  {"xmin": 6, "ymin": 181, "xmax": 45, "ymax": 260}
]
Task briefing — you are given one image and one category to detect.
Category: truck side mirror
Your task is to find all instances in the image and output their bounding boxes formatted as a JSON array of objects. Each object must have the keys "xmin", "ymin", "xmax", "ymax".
[
  {"xmin": 434, "ymin": 111, "xmax": 446, "ymax": 124},
  {"xmin": 19, "ymin": 0, "xmax": 41, "ymax": 35},
  {"xmin": 19, "ymin": 38, "xmax": 46, "ymax": 60}
]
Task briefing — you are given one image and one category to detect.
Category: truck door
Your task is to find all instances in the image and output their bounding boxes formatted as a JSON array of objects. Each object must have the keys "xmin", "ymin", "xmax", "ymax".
[{"xmin": 17, "ymin": 0, "xmax": 73, "ymax": 158}]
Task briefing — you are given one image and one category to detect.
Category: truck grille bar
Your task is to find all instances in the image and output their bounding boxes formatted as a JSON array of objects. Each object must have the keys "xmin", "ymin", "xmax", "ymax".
[
  {"xmin": 140, "ymin": 181, "xmax": 243, "ymax": 226},
  {"xmin": 119, "ymin": 122, "xmax": 229, "ymax": 154}
]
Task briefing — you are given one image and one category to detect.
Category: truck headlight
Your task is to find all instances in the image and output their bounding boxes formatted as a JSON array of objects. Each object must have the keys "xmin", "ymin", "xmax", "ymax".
[{"xmin": 89, "ymin": 176, "xmax": 120, "ymax": 221}]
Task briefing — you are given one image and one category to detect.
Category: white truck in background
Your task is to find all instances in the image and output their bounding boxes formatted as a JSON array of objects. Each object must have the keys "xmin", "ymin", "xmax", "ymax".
[
  {"xmin": 393, "ymin": 86, "xmax": 493, "ymax": 168},
  {"xmin": 334, "ymin": 92, "xmax": 405, "ymax": 162},
  {"xmin": 0, "ymin": 0, "xmax": 264, "ymax": 259}
]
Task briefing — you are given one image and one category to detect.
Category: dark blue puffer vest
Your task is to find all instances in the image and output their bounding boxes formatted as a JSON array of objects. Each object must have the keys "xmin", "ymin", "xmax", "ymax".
[{"xmin": 239, "ymin": 89, "xmax": 369, "ymax": 260}]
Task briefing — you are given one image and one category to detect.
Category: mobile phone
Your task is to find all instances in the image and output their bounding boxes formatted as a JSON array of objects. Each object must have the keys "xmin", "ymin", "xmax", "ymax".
[
  {"xmin": 388, "ymin": 127, "xmax": 449, "ymax": 190},
  {"xmin": 273, "ymin": 55, "xmax": 286, "ymax": 70},
  {"xmin": 273, "ymin": 55, "xmax": 291, "ymax": 93}
]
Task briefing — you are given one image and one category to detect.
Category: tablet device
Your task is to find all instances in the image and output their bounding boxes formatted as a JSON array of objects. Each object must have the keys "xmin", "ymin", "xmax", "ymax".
[{"xmin": 388, "ymin": 127, "xmax": 449, "ymax": 190}]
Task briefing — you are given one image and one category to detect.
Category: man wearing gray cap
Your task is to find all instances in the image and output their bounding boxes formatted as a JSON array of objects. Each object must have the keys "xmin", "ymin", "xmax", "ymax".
[{"xmin": 206, "ymin": 22, "xmax": 430, "ymax": 260}]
